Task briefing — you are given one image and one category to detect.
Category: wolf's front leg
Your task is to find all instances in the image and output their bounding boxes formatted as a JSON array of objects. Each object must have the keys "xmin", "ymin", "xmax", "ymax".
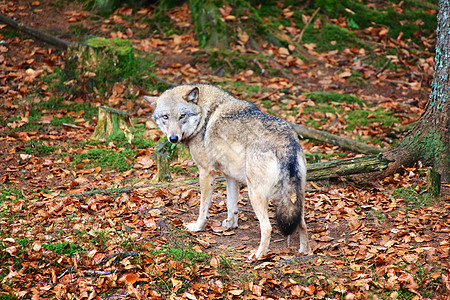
[
  {"xmin": 185, "ymin": 168, "xmax": 215, "ymax": 232},
  {"xmin": 222, "ymin": 176, "xmax": 239, "ymax": 229}
]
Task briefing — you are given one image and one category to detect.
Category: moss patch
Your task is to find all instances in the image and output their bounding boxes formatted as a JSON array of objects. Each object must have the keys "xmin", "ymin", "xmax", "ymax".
[{"xmin": 71, "ymin": 148, "xmax": 137, "ymax": 172}]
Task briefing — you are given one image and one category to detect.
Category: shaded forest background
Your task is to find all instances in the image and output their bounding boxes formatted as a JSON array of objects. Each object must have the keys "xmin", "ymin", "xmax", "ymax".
[{"xmin": 0, "ymin": 0, "xmax": 449, "ymax": 299}]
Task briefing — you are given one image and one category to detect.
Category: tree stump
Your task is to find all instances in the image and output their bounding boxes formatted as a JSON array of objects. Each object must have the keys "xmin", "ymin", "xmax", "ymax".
[
  {"xmin": 91, "ymin": 106, "xmax": 133, "ymax": 143},
  {"xmin": 152, "ymin": 142, "xmax": 172, "ymax": 182}
]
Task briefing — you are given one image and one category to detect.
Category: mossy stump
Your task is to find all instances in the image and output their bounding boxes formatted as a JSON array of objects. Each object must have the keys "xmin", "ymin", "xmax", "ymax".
[
  {"xmin": 153, "ymin": 151, "xmax": 172, "ymax": 182},
  {"xmin": 91, "ymin": 106, "xmax": 133, "ymax": 143},
  {"xmin": 65, "ymin": 37, "xmax": 137, "ymax": 95}
]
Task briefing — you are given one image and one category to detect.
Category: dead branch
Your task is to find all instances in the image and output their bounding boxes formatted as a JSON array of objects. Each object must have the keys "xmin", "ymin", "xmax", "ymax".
[
  {"xmin": 0, "ymin": 13, "xmax": 73, "ymax": 49},
  {"xmin": 290, "ymin": 123, "xmax": 384, "ymax": 155},
  {"xmin": 306, "ymin": 154, "xmax": 393, "ymax": 181}
]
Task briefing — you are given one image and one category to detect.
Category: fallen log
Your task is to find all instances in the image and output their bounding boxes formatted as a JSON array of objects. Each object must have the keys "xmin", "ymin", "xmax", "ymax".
[
  {"xmin": 290, "ymin": 123, "xmax": 384, "ymax": 155},
  {"xmin": 0, "ymin": 13, "xmax": 73, "ymax": 49},
  {"xmin": 306, "ymin": 154, "xmax": 393, "ymax": 181}
]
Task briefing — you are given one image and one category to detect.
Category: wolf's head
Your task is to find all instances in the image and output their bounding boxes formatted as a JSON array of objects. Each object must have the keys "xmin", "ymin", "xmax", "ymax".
[{"xmin": 145, "ymin": 86, "xmax": 202, "ymax": 144}]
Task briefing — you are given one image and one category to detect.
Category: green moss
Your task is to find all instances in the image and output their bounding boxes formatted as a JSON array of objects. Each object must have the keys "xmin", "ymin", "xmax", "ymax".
[
  {"xmin": 0, "ymin": 189, "xmax": 24, "ymax": 203},
  {"xmin": 24, "ymin": 143, "xmax": 60, "ymax": 156},
  {"xmin": 305, "ymin": 152, "xmax": 347, "ymax": 163},
  {"xmin": 303, "ymin": 92, "xmax": 399, "ymax": 131},
  {"xmin": 69, "ymin": 24, "xmax": 90, "ymax": 39},
  {"xmin": 392, "ymin": 186, "xmax": 434, "ymax": 210},
  {"xmin": 303, "ymin": 23, "xmax": 368, "ymax": 52},
  {"xmin": 305, "ymin": 91, "xmax": 366, "ymax": 105},
  {"xmin": 42, "ymin": 242, "xmax": 83, "ymax": 257},
  {"xmin": 71, "ymin": 148, "xmax": 137, "ymax": 172},
  {"xmin": 149, "ymin": 246, "xmax": 209, "ymax": 264},
  {"xmin": 0, "ymin": 293, "xmax": 19, "ymax": 300},
  {"xmin": 345, "ymin": 109, "xmax": 399, "ymax": 130},
  {"xmin": 314, "ymin": 0, "xmax": 436, "ymax": 42}
]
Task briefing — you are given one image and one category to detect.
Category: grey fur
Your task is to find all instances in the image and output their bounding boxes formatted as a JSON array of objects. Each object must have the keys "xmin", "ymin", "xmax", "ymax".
[{"xmin": 149, "ymin": 84, "xmax": 311, "ymax": 260}]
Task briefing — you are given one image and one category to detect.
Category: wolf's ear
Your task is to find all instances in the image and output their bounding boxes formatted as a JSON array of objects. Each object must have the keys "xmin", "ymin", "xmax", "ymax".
[
  {"xmin": 144, "ymin": 96, "xmax": 158, "ymax": 108},
  {"xmin": 184, "ymin": 87, "xmax": 199, "ymax": 103}
]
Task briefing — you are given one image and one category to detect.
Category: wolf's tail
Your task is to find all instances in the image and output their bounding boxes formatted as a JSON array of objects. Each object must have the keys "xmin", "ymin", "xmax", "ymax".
[{"xmin": 275, "ymin": 155, "xmax": 304, "ymax": 236}]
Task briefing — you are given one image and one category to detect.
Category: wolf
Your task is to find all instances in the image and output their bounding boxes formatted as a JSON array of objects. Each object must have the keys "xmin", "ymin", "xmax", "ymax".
[{"xmin": 145, "ymin": 84, "xmax": 311, "ymax": 260}]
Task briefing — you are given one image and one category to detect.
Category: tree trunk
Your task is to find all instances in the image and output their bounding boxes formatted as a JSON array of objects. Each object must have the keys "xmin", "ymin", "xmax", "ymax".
[
  {"xmin": 189, "ymin": 0, "xmax": 228, "ymax": 48},
  {"xmin": 379, "ymin": 0, "xmax": 449, "ymax": 183}
]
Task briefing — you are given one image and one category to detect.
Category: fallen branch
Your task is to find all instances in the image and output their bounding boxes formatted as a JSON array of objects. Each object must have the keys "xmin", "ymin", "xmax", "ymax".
[
  {"xmin": 295, "ymin": 7, "xmax": 320, "ymax": 42},
  {"xmin": 290, "ymin": 123, "xmax": 384, "ymax": 155},
  {"xmin": 0, "ymin": 13, "xmax": 73, "ymax": 49},
  {"xmin": 307, "ymin": 154, "xmax": 393, "ymax": 181}
]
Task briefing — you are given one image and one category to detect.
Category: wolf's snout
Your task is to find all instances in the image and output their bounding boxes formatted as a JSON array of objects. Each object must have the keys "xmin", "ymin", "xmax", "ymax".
[{"xmin": 169, "ymin": 136, "xmax": 179, "ymax": 143}]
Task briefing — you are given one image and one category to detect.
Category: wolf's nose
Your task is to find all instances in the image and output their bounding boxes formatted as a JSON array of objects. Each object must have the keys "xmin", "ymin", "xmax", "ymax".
[{"xmin": 169, "ymin": 136, "xmax": 179, "ymax": 143}]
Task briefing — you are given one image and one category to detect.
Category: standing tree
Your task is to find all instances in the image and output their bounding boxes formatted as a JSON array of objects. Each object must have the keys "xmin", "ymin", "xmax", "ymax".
[{"xmin": 378, "ymin": 0, "xmax": 449, "ymax": 189}]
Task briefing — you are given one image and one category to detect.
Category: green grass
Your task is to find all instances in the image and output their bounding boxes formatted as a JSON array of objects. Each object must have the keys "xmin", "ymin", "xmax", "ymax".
[
  {"xmin": 303, "ymin": 23, "xmax": 368, "ymax": 52},
  {"xmin": 0, "ymin": 293, "xmax": 19, "ymax": 300},
  {"xmin": 305, "ymin": 91, "xmax": 366, "ymax": 106},
  {"xmin": 391, "ymin": 186, "xmax": 435, "ymax": 211},
  {"xmin": 314, "ymin": 0, "xmax": 436, "ymax": 42},
  {"xmin": 150, "ymin": 247, "xmax": 209, "ymax": 264},
  {"xmin": 24, "ymin": 142, "xmax": 61, "ymax": 156},
  {"xmin": 302, "ymin": 91, "xmax": 399, "ymax": 131},
  {"xmin": 0, "ymin": 189, "xmax": 24, "ymax": 203},
  {"xmin": 42, "ymin": 242, "xmax": 83, "ymax": 257},
  {"xmin": 345, "ymin": 109, "xmax": 398, "ymax": 131},
  {"xmin": 71, "ymin": 148, "xmax": 137, "ymax": 172}
]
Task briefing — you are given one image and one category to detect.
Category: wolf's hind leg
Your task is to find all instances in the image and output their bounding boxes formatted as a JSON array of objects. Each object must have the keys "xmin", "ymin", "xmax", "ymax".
[
  {"xmin": 247, "ymin": 188, "xmax": 271, "ymax": 260},
  {"xmin": 298, "ymin": 191, "xmax": 312, "ymax": 254},
  {"xmin": 222, "ymin": 176, "xmax": 239, "ymax": 229},
  {"xmin": 186, "ymin": 168, "xmax": 215, "ymax": 232}
]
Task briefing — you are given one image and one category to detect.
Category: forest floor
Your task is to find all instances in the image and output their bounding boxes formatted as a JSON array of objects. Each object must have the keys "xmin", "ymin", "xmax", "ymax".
[{"xmin": 0, "ymin": 1, "xmax": 449, "ymax": 299}]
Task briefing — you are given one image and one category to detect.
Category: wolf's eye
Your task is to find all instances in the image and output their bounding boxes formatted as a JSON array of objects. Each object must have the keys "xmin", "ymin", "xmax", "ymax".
[
  {"xmin": 162, "ymin": 115, "xmax": 169, "ymax": 120},
  {"xmin": 180, "ymin": 114, "xmax": 186, "ymax": 119}
]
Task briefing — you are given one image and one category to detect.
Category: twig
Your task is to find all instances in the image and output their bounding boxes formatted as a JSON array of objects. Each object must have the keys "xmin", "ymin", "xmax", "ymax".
[
  {"xmin": 83, "ymin": 270, "xmax": 114, "ymax": 276},
  {"xmin": 374, "ymin": 58, "xmax": 392, "ymax": 76},
  {"xmin": 66, "ymin": 180, "xmax": 198, "ymax": 198},
  {"xmin": 295, "ymin": 8, "xmax": 321, "ymax": 43},
  {"xmin": 62, "ymin": 123, "xmax": 84, "ymax": 129}
]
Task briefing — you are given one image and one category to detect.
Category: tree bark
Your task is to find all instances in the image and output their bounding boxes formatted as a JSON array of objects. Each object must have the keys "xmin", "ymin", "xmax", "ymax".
[
  {"xmin": 189, "ymin": 0, "xmax": 228, "ymax": 48},
  {"xmin": 379, "ymin": 0, "xmax": 449, "ymax": 183},
  {"xmin": 306, "ymin": 154, "xmax": 391, "ymax": 181}
]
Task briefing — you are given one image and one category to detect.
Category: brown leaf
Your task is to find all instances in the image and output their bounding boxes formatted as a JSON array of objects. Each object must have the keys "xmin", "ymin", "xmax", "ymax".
[
  {"xmin": 171, "ymin": 277, "xmax": 183, "ymax": 293},
  {"xmin": 251, "ymin": 283, "xmax": 263, "ymax": 296},
  {"xmin": 123, "ymin": 273, "xmax": 139, "ymax": 285},
  {"xmin": 210, "ymin": 256, "xmax": 220, "ymax": 268}
]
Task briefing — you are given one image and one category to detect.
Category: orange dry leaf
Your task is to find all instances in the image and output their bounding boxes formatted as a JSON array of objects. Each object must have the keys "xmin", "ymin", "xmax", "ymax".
[{"xmin": 124, "ymin": 273, "xmax": 139, "ymax": 285}]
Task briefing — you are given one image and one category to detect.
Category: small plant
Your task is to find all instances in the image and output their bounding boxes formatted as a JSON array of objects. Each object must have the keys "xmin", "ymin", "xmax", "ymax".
[
  {"xmin": 0, "ymin": 189, "xmax": 24, "ymax": 203},
  {"xmin": 391, "ymin": 186, "xmax": 434, "ymax": 211},
  {"xmin": 42, "ymin": 242, "xmax": 83, "ymax": 257},
  {"xmin": 0, "ymin": 293, "xmax": 20, "ymax": 300},
  {"xmin": 24, "ymin": 143, "xmax": 60, "ymax": 156}
]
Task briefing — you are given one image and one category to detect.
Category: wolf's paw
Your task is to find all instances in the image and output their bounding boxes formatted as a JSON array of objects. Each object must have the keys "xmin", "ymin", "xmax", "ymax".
[
  {"xmin": 247, "ymin": 249, "xmax": 265, "ymax": 261},
  {"xmin": 298, "ymin": 243, "xmax": 312, "ymax": 255},
  {"xmin": 246, "ymin": 250, "xmax": 258, "ymax": 262},
  {"xmin": 222, "ymin": 217, "xmax": 238, "ymax": 229},
  {"xmin": 185, "ymin": 222, "xmax": 204, "ymax": 232}
]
